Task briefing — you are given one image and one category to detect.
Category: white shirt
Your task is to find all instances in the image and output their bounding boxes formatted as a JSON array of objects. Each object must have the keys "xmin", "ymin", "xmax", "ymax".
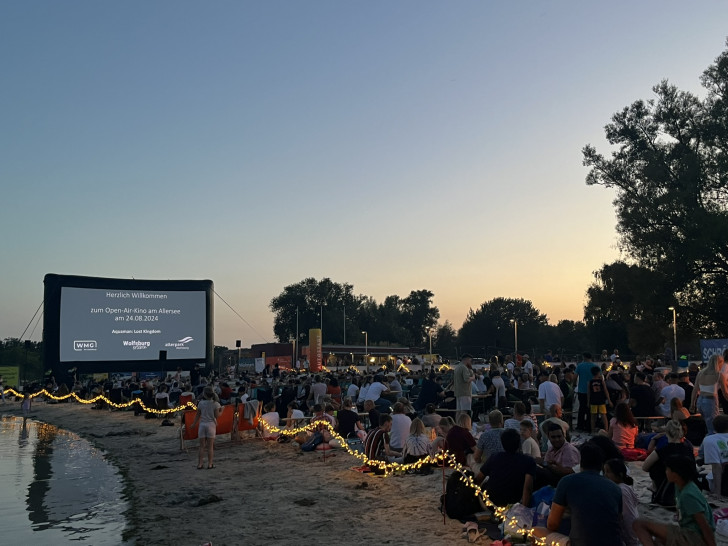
[
  {"xmin": 703, "ymin": 432, "xmax": 728, "ymax": 465},
  {"xmin": 492, "ymin": 376, "xmax": 506, "ymax": 403},
  {"xmin": 538, "ymin": 381, "xmax": 563, "ymax": 412},
  {"xmin": 347, "ymin": 383, "xmax": 359, "ymax": 399},
  {"xmin": 524, "ymin": 360, "xmax": 534, "ymax": 376},
  {"xmin": 261, "ymin": 411, "xmax": 280, "ymax": 438},
  {"xmin": 389, "ymin": 413, "xmax": 412, "ymax": 450},
  {"xmin": 366, "ymin": 382, "xmax": 388, "ymax": 401},
  {"xmin": 658, "ymin": 384, "xmax": 685, "ymax": 417},
  {"xmin": 357, "ymin": 384, "xmax": 369, "ymax": 404}
]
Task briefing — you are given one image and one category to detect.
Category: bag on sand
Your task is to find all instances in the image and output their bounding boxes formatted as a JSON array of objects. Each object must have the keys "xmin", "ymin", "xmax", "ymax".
[
  {"xmin": 441, "ymin": 471, "xmax": 482, "ymax": 520},
  {"xmin": 300, "ymin": 431, "xmax": 324, "ymax": 452},
  {"xmin": 651, "ymin": 479, "xmax": 676, "ymax": 508}
]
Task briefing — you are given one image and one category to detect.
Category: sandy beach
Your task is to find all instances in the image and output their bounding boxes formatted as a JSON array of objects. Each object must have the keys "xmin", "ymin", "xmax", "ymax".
[{"xmin": 4, "ymin": 400, "xmax": 728, "ymax": 546}]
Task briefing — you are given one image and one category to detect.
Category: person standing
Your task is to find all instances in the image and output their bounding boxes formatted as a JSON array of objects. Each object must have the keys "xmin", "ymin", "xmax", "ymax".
[
  {"xmin": 690, "ymin": 354, "xmax": 728, "ymax": 435},
  {"xmin": 453, "ymin": 353, "xmax": 475, "ymax": 418},
  {"xmin": 575, "ymin": 353, "xmax": 599, "ymax": 431},
  {"xmin": 191, "ymin": 386, "xmax": 222, "ymax": 469}
]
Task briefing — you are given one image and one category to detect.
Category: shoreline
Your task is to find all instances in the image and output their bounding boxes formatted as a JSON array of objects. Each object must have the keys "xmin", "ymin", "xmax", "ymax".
[
  {"xmin": 3, "ymin": 400, "xmax": 463, "ymax": 546},
  {"xmin": 5, "ymin": 400, "xmax": 728, "ymax": 546}
]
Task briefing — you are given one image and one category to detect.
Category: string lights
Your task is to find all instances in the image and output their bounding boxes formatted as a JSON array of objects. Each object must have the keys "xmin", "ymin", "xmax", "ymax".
[
  {"xmin": 2, "ymin": 388, "xmax": 550, "ymax": 544},
  {"xmin": 3, "ymin": 388, "xmax": 196, "ymax": 415}
]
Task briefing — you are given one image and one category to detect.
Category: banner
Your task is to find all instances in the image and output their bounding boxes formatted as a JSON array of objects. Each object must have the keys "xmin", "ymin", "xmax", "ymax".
[
  {"xmin": 309, "ymin": 329, "xmax": 322, "ymax": 372},
  {"xmin": 265, "ymin": 356, "xmax": 292, "ymax": 370},
  {"xmin": 0, "ymin": 366, "xmax": 19, "ymax": 389},
  {"xmin": 700, "ymin": 339, "xmax": 728, "ymax": 361}
]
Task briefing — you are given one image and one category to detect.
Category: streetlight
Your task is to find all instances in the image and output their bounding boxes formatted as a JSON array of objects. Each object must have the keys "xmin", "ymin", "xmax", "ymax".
[
  {"xmin": 668, "ymin": 306, "xmax": 677, "ymax": 370},
  {"xmin": 427, "ymin": 327, "xmax": 434, "ymax": 368},
  {"xmin": 510, "ymin": 319, "xmax": 518, "ymax": 359},
  {"xmin": 362, "ymin": 331, "xmax": 368, "ymax": 372}
]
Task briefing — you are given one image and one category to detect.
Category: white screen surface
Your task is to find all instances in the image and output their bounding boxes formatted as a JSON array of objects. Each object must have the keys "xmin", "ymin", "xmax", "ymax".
[{"xmin": 59, "ymin": 287, "xmax": 206, "ymax": 362}]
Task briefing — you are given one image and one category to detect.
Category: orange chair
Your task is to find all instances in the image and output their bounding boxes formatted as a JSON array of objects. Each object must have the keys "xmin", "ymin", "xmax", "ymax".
[
  {"xmin": 216, "ymin": 404, "xmax": 235, "ymax": 438},
  {"xmin": 235, "ymin": 401, "xmax": 262, "ymax": 434},
  {"xmin": 180, "ymin": 409, "xmax": 199, "ymax": 451},
  {"xmin": 178, "ymin": 393, "xmax": 194, "ymax": 408},
  {"xmin": 179, "ymin": 404, "xmax": 236, "ymax": 451}
]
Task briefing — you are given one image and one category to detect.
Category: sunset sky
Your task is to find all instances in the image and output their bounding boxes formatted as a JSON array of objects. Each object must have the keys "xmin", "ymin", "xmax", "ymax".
[{"xmin": 3, "ymin": 2, "xmax": 727, "ymax": 347}]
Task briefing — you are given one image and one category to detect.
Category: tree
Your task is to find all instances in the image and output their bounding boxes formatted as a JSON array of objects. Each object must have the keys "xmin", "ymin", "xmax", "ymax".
[
  {"xmin": 583, "ymin": 262, "xmax": 673, "ymax": 354},
  {"xmin": 400, "ymin": 290, "xmax": 440, "ymax": 346},
  {"xmin": 458, "ymin": 297, "xmax": 548, "ymax": 354},
  {"xmin": 269, "ymin": 278, "xmax": 360, "ymax": 344},
  {"xmin": 433, "ymin": 320, "xmax": 458, "ymax": 358},
  {"xmin": 270, "ymin": 279, "xmax": 439, "ymax": 347},
  {"xmin": 583, "ymin": 42, "xmax": 728, "ymax": 337}
]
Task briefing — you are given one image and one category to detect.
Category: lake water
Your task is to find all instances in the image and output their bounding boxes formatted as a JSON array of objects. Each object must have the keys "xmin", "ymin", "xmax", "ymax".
[{"xmin": 0, "ymin": 415, "xmax": 128, "ymax": 544}]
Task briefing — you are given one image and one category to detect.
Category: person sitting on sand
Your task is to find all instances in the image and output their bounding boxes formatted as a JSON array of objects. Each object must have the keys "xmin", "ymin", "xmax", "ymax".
[
  {"xmin": 472, "ymin": 410, "xmax": 505, "ymax": 463},
  {"xmin": 260, "ymin": 402, "xmax": 280, "ymax": 439},
  {"xmin": 504, "ymin": 401, "xmax": 535, "ymax": 431},
  {"xmin": 633, "ymin": 455, "xmax": 716, "ymax": 546},
  {"xmin": 541, "ymin": 423, "xmax": 580, "ymax": 486},
  {"xmin": 642, "ymin": 419, "xmax": 695, "ymax": 494},
  {"xmin": 364, "ymin": 414, "xmax": 402, "ymax": 470},
  {"xmin": 600, "ymin": 401, "xmax": 638, "ymax": 450},
  {"xmin": 699, "ymin": 414, "xmax": 728, "ymax": 494},
  {"xmin": 544, "ymin": 442, "xmax": 622, "ymax": 546},
  {"xmin": 520, "ymin": 419, "xmax": 541, "ymax": 461},
  {"xmin": 389, "ymin": 402, "xmax": 412, "ymax": 452},
  {"xmin": 445, "ymin": 413, "xmax": 476, "ymax": 467},
  {"xmin": 430, "ymin": 416, "xmax": 454, "ymax": 456},
  {"xmin": 475, "ymin": 428, "xmax": 536, "ymax": 507},
  {"xmin": 402, "ymin": 418, "xmax": 430, "ymax": 464},
  {"xmin": 603, "ymin": 458, "xmax": 640, "ymax": 546},
  {"xmin": 422, "ymin": 403, "xmax": 441, "ymax": 428},
  {"xmin": 285, "ymin": 401, "xmax": 305, "ymax": 430},
  {"xmin": 336, "ymin": 397, "xmax": 365, "ymax": 439},
  {"xmin": 540, "ymin": 403, "xmax": 570, "ymax": 443},
  {"xmin": 363, "ymin": 399, "xmax": 380, "ymax": 431}
]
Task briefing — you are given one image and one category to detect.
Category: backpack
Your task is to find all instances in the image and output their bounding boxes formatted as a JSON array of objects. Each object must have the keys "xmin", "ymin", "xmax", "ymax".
[
  {"xmin": 300, "ymin": 431, "xmax": 324, "ymax": 452},
  {"xmin": 651, "ymin": 478, "xmax": 676, "ymax": 508},
  {"xmin": 441, "ymin": 471, "xmax": 482, "ymax": 520}
]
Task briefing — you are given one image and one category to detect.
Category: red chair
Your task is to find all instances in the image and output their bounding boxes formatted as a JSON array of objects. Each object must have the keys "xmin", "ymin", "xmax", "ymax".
[{"xmin": 235, "ymin": 401, "xmax": 262, "ymax": 434}]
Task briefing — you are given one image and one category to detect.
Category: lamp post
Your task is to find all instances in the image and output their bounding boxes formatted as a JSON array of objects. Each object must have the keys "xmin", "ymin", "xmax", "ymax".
[
  {"xmin": 668, "ymin": 306, "xmax": 677, "ymax": 370},
  {"xmin": 428, "ymin": 328, "xmax": 433, "ymax": 361},
  {"xmin": 510, "ymin": 319, "xmax": 518, "ymax": 359},
  {"xmin": 362, "ymin": 331, "xmax": 368, "ymax": 373}
]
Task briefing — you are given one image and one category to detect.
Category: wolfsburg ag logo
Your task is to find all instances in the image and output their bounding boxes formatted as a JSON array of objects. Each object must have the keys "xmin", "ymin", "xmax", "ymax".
[
  {"xmin": 74, "ymin": 340, "xmax": 98, "ymax": 351},
  {"xmin": 165, "ymin": 337, "xmax": 193, "ymax": 350}
]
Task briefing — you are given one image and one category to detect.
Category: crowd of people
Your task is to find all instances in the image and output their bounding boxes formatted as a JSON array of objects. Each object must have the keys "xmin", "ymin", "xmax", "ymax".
[{"xmin": 17, "ymin": 347, "xmax": 728, "ymax": 546}]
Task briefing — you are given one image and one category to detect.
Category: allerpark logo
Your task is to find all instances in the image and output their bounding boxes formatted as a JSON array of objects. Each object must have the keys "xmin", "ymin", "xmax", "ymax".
[
  {"xmin": 74, "ymin": 340, "xmax": 98, "ymax": 351},
  {"xmin": 165, "ymin": 336, "xmax": 193, "ymax": 350}
]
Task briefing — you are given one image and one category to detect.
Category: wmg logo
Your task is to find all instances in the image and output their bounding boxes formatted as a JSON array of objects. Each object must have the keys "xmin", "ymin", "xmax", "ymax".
[{"xmin": 74, "ymin": 340, "xmax": 98, "ymax": 351}]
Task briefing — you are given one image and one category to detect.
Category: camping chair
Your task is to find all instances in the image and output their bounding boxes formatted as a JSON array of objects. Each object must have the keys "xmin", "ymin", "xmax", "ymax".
[{"xmin": 234, "ymin": 400, "xmax": 262, "ymax": 440}]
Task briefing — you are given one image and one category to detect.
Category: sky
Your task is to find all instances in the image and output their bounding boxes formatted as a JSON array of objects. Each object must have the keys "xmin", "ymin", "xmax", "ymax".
[{"xmin": 2, "ymin": 2, "xmax": 727, "ymax": 348}]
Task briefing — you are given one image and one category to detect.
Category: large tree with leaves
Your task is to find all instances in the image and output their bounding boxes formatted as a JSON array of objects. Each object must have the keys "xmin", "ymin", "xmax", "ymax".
[
  {"xmin": 583, "ymin": 43, "xmax": 728, "ymax": 337},
  {"xmin": 269, "ymin": 278, "xmax": 360, "ymax": 344},
  {"xmin": 458, "ymin": 297, "xmax": 548, "ymax": 354}
]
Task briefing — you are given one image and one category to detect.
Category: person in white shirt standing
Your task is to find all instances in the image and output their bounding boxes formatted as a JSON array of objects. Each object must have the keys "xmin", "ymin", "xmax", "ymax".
[{"xmin": 538, "ymin": 372, "xmax": 564, "ymax": 413}]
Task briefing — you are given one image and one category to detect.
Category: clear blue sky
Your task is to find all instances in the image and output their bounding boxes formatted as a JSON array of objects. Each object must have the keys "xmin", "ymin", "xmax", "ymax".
[{"xmin": 2, "ymin": 1, "xmax": 727, "ymax": 347}]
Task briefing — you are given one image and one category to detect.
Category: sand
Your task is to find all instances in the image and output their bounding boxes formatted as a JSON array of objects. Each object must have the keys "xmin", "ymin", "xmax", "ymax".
[{"xmin": 4, "ymin": 399, "xmax": 728, "ymax": 546}]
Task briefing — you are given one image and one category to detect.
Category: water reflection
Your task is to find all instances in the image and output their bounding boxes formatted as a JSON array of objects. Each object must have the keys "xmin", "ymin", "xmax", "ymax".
[
  {"xmin": 27, "ymin": 419, "xmax": 57, "ymax": 528},
  {"xmin": 0, "ymin": 416, "xmax": 127, "ymax": 544}
]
